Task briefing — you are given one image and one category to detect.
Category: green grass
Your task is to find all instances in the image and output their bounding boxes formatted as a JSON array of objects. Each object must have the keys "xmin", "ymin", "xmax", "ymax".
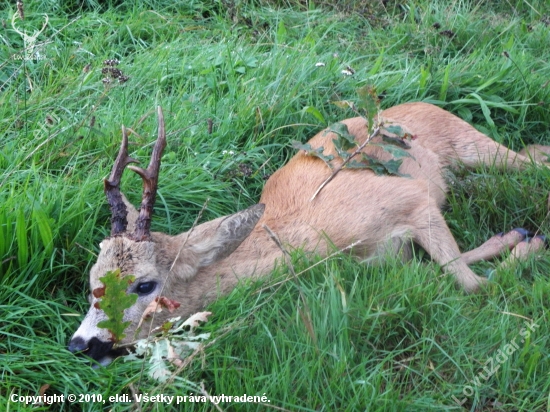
[{"xmin": 1, "ymin": 0, "xmax": 550, "ymax": 410}]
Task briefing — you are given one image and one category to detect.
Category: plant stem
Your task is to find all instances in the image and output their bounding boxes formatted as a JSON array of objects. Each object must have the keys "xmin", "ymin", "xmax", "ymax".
[{"xmin": 310, "ymin": 125, "xmax": 381, "ymax": 201}]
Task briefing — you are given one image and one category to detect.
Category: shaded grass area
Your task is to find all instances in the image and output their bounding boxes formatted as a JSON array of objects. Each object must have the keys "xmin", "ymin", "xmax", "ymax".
[{"xmin": 1, "ymin": 0, "xmax": 550, "ymax": 410}]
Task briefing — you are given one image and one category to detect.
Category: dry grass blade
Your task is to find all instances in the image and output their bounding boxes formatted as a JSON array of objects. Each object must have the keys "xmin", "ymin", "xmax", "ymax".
[
  {"xmin": 262, "ymin": 224, "xmax": 317, "ymax": 348},
  {"xmin": 200, "ymin": 382, "xmax": 225, "ymax": 412}
]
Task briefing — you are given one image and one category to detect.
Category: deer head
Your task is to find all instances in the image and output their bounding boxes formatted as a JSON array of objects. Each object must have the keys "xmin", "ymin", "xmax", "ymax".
[
  {"xmin": 68, "ymin": 107, "xmax": 264, "ymax": 365},
  {"xmin": 11, "ymin": 12, "xmax": 49, "ymax": 61}
]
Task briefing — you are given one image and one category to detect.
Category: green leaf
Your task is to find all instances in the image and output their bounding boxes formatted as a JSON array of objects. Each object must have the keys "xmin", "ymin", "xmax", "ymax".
[
  {"xmin": 302, "ymin": 106, "xmax": 325, "ymax": 123},
  {"xmin": 373, "ymin": 143, "xmax": 414, "ymax": 160},
  {"xmin": 291, "ymin": 140, "xmax": 334, "ymax": 167},
  {"xmin": 346, "ymin": 159, "xmax": 375, "ymax": 170},
  {"xmin": 326, "ymin": 122, "xmax": 356, "ymax": 148},
  {"xmin": 326, "ymin": 122, "xmax": 357, "ymax": 159},
  {"xmin": 379, "ymin": 158, "xmax": 404, "ymax": 175},
  {"xmin": 381, "ymin": 134, "xmax": 411, "ymax": 149},
  {"xmin": 356, "ymin": 85, "xmax": 380, "ymax": 129},
  {"xmin": 332, "ymin": 137, "xmax": 351, "ymax": 159},
  {"xmin": 357, "ymin": 84, "xmax": 377, "ymax": 104},
  {"xmin": 96, "ymin": 269, "xmax": 138, "ymax": 342},
  {"xmin": 383, "ymin": 125, "xmax": 405, "ymax": 137},
  {"xmin": 359, "ymin": 153, "xmax": 405, "ymax": 176}
]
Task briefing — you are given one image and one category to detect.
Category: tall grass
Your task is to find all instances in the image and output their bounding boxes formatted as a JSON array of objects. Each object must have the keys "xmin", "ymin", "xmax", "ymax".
[{"xmin": 1, "ymin": 0, "xmax": 549, "ymax": 411}]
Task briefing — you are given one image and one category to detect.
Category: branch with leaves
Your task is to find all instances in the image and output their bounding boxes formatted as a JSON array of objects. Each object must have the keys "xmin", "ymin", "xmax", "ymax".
[
  {"xmin": 300, "ymin": 86, "xmax": 415, "ymax": 201},
  {"xmin": 310, "ymin": 124, "xmax": 382, "ymax": 201}
]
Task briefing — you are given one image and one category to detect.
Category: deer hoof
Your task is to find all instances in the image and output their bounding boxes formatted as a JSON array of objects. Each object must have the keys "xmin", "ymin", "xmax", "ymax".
[
  {"xmin": 526, "ymin": 235, "xmax": 548, "ymax": 248},
  {"xmin": 511, "ymin": 227, "xmax": 534, "ymax": 239}
]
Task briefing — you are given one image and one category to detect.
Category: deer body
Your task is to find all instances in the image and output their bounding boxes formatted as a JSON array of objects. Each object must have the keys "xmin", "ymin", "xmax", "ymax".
[{"xmin": 69, "ymin": 103, "xmax": 548, "ymax": 364}]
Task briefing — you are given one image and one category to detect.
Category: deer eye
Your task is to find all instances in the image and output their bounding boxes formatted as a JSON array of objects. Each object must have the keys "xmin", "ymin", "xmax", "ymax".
[{"xmin": 136, "ymin": 281, "xmax": 156, "ymax": 296}]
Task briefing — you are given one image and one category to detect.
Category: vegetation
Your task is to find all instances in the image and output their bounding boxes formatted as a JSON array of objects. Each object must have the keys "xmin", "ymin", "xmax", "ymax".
[{"xmin": 1, "ymin": 0, "xmax": 549, "ymax": 410}]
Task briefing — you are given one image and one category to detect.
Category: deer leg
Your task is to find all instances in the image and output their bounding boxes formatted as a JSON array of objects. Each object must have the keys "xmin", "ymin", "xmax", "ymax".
[
  {"xmin": 461, "ymin": 228, "xmax": 532, "ymax": 265},
  {"xmin": 452, "ymin": 134, "xmax": 547, "ymax": 171},
  {"xmin": 498, "ymin": 235, "xmax": 547, "ymax": 269},
  {"xmin": 411, "ymin": 205, "xmax": 487, "ymax": 292},
  {"xmin": 519, "ymin": 145, "xmax": 550, "ymax": 164}
]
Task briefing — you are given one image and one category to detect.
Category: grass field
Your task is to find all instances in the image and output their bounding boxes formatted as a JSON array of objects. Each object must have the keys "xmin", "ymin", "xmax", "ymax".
[{"xmin": 1, "ymin": 0, "xmax": 550, "ymax": 411}]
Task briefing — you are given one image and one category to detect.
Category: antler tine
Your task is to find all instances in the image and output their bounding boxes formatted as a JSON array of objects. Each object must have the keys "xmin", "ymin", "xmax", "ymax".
[
  {"xmin": 104, "ymin": 126, "xmax": 139, "ymax": 236},
  {"xmin": 11, "ymin": 13, "xmax": 24, "ymax": 36},
  {"xmin": 38, "ymin": 14, "xmax": 49, "ymax": 36},
  {"xmin": 11, "ymin": 13, "xmax": 48, "ymax": 37},
  {"xmin": 128, "ymin": 106, "xmax": 167, "ymax": 241}
]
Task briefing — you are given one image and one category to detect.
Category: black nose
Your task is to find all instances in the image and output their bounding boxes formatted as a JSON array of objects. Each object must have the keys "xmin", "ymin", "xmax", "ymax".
[
  {"xmin": 68, "ymin": 336, "xmax": 88, "ymax": 353},
  {"xmin": 68, "ymin": 337, "xmax": 115, "ymax": 362}
]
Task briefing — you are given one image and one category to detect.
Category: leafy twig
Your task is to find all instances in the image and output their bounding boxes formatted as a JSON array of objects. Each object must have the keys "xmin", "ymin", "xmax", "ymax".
[{"xmin": 310, "ymin": 125, "xmax": 381, "ymax": 201}]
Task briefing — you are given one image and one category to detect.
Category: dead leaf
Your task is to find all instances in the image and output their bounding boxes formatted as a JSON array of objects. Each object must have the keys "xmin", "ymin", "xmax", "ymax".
[
  {"xmin": 33, "ymin": 384, "xmax": 51, "ymax": 405},
  {"xmin": 182, "ymin": 311, "xmax": 212, "ymax": 331},
  {"xmin": 137, "ymin": 296, "xmax": 182, "ymax": 329},
  {"xmin": 166, "ymin": 341, "xmax": 184, "ymax": 367},
  {"xmin": 156, "ymin": 296, "xmax": 181, "ymax": 312},
  {"xmin": 38, "ymin": 384, "xmax": 50, "ymax": 396},
  {"xmin": 92, "ymin": 286, "xmax": 105, "ymax": 298}
]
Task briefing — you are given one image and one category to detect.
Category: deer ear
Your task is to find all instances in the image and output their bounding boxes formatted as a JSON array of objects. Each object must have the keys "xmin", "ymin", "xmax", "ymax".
[
  {"xmin": 192, "ymin": 203, "xmax": 265, "ymax": 267},
  {"xmin": 121, "ymin": 193, "xmax": 139, "ymax": 233}
]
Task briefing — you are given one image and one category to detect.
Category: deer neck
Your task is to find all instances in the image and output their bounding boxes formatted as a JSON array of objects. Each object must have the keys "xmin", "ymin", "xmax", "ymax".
[{"xmin": 200, "ymin": 224, "xmax": 283, "ymax": 287}]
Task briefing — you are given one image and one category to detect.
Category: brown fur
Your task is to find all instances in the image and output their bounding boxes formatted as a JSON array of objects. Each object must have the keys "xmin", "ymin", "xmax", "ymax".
[{"xmin": 69, "ymin": 102, "xmax": 548, "ymax": 363}]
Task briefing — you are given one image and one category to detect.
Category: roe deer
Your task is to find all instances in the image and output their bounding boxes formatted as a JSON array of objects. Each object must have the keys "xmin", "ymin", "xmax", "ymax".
[{"xmin": 69, "ymin": 103, "xmax": 549, "ymax": 365}]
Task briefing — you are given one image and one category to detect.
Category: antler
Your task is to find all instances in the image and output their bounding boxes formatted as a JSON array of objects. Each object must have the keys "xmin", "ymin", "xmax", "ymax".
[
  {"xmin": 128, "ymin": 106, "xmax": 167, "ymax": 241},
  {"xmin": 104, "ymin": 126, "xmax": 139, "ymax": 236},
  {"xmin": 11, "ymin": 12, "xmax": 49, "ymax": 39}
]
